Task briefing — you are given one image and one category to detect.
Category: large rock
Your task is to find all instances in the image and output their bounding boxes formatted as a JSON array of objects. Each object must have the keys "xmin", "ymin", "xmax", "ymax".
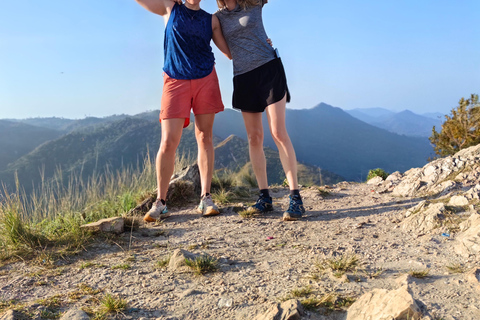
[
  {"xmin": 455, "ymin": 212, "xmax": 480, "ymax": 257},
  {"xmin": 80, "ymin": 217, "xmax": 124, "ymax": 234},
  {"xmin": 60, "ymin": 309, "xmax": 90, "ymax": 320},
  {"xmin": 127, "ymin": 164, "xmax": 201, "ymax": 215},
  {"xmin": 464, "ymin": 268, "xmax": 480, "ymax": 292},
  {"xmin": 448, "ymin": 195, "xmax": 469, "ymax": 207},
  {"xmin": 253, "ymin": 299, "xmax": 304, "ymax": 320},
  {"xmin": 392, "ymin": 144, "xmax": 480, "ymax": 197},
  {"xmin": 401, "ymin": 203, "xmax": 445, "ymax": 233},
  {"xmin": 346, "ymin": 286, "xmax": 422, "ymax": 320}
]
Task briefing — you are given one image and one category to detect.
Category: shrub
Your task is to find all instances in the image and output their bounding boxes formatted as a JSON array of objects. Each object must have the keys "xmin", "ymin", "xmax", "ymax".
[{"xmin": 366, "ymin": 168, "xmax": 389, "ymax": 181}]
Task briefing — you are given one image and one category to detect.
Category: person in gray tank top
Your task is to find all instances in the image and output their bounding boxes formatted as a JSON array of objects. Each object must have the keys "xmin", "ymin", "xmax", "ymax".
[{"xmin": 215, "ymin": 0, "xmax": 306, "ymax": 221}]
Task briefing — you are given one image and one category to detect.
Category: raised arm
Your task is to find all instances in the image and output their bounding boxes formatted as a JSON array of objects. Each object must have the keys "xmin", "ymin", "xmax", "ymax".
[
  {"xmin": 135, "ymin": 0, "xmax": 175, "ymax": 17},
  {"xmin": 212, "ymin": 15, "xmax": 232, "ymax": 60}
]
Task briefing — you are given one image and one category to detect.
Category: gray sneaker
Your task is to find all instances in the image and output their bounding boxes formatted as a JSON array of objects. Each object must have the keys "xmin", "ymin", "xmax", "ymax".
[
  {"xmin": 197, "ymin": 194, "xmax": 220, "ymax": 216},
  {"xmin": 144, "ymin": 199, "xmax": 170, "ymax": 222}
]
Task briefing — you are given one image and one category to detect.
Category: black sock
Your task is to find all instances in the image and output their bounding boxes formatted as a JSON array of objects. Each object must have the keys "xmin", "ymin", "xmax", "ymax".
[
  {"xmin": 202, "ymin": 193, "xmax": 210, "ymax": 198},
  {"xmin": 260, "ymin": 189, "xmax": 270, "ymax": 198},
  {"xmin": 290, "ymin": 189, "xmax": 300, "ymax": 197},
  {"xmin": 160, "ymin": 199, "xmax": 166, "ymax": 205}
]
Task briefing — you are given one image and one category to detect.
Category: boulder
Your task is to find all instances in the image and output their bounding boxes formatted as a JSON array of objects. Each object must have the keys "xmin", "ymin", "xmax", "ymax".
[
  {"xmin": 367, "ymin": 176, "xmax": 384, "ymax": 185},
  {"xmin": 253, "ymin": 299, "xmax": 303, "ymax": 320},
  {"xmin": 391, "ymin": 144, "xmax": 480, "ymax": 197},
  {"xmin": 448, "ymin": 195, "xmax": 469, "ymax": 207},
  {"xmin": 346, "ymin": 286, "xmax": 422, "ymax": 320},
  {"xmin": 401, "ymin": 203, "xmax": 445, "ymax": 233},
  {"xmin": 455, "ymin": 213, "xmax": 480, "ymax": 257},
  {"xmin": 60, "ymin": 309, "xmax": 90, "ymax": 320},
  {"xmin": 80, "ymin": 217, "xmax": 124, "ymax": 234},
  {"xmin": 127, "ymin": 163, "xmax": 201, "ymax": 215}
]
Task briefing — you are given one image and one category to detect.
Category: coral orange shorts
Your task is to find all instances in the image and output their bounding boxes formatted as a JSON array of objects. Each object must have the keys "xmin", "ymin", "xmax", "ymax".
[{"xmin": 160, "ymin": 67, "xmax": 224, "ymax": 128}]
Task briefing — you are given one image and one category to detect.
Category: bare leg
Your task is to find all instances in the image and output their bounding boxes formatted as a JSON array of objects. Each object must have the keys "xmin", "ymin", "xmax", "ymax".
[
  {"xmin": 194, "ymin": 113, "xmax": 216, "ymax": 196},
  {"xmin": 266, "ymin": 94, "xmax": 299, "ymax": 190},
  {"xmin": 156, "ymin": 118, "xmax": 185, "ymax": 200},
  {"xmin": 242, "ymin": 112, "xmax": 268, "ymax": 189}
]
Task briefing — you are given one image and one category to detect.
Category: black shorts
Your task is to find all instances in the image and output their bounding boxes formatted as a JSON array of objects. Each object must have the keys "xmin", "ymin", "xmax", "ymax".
[{"xmin": 232, "ymin": 58, "xmax": 291, "ymax": 113}]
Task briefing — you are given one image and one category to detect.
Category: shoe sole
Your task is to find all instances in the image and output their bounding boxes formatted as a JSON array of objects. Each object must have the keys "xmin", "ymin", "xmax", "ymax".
[
  {"xmin": 282, "ymin": 213, "xmax": 301, "ymax": 221},
  {"xmin": 197, "ymin": 207, "xmax": 220, "ymax": 216},
  {"xmin": 143, "ymin": 212, "xmax": 170, "ymax": 223}
]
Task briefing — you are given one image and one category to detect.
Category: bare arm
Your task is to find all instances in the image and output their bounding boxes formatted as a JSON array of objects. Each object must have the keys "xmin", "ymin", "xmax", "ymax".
[
  {"xmin": 135, "ymin": 0, "xmax": 175, "ymax": 17},
  {"xmin": 212, "ymin": 15, "xmax": 232, "ymax": 60}
]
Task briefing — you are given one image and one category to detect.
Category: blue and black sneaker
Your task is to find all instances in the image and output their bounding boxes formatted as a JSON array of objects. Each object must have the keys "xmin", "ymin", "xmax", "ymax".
[
  {"xmin": 282, "ymin": 195, "xmax": 305, "ymax": 221},
  {"xmin": 252, "ymin": 194, "xmax": 273, "ymax": 213}
]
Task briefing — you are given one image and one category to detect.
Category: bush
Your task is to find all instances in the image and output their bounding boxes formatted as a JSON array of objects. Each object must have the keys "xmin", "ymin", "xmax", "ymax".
[{"xmin": 366, "ymin": 168, "xmax": 389, "ymax": 181}]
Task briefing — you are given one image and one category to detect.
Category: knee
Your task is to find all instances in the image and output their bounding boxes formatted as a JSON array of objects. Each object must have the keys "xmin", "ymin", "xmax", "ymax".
[
  {"xmin": 196, "ymin": 130, "xmax": 213, "ymax": 146},
  {"xmin": 159, "ymin": 138, "xmax": 180, "ymax": 154},
  {"xmin": 248, "ymin": 130, "xmax": 264, "ymax": 147},
  {"xmin": 270, "ymin": 127, "xmax": 289, "ymax": 144}
]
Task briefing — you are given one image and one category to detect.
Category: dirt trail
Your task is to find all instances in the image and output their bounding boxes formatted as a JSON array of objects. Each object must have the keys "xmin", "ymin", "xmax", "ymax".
[{"xmin": 1, "ymin": 182, "xmax": 479, "ymax": 319}]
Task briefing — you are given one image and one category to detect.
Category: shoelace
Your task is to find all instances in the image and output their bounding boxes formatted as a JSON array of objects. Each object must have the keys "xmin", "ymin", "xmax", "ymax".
[
  {"xmin": 203, "ymin": 195, "xmax": 215, "ymax": 206},
  {"xmin": 288, "ymin": 198, "xmax": 302, "ymax": 212}
]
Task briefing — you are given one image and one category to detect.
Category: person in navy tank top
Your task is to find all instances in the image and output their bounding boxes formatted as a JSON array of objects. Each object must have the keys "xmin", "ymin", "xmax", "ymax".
[{"xmin": 135, "ymin": 0, "xmax": 232, "ymax": 222}]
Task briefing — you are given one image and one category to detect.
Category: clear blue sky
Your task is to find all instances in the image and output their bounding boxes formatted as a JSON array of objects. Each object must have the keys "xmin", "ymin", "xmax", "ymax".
[{"xmin": 1, "ymin": 0, "xmax": 479, "ymax": 119}]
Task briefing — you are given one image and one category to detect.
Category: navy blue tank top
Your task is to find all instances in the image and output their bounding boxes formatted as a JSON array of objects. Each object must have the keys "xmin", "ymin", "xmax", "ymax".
[{"xmin": 163, "ymin": 4, "xmax": 215, "ymax": 80}]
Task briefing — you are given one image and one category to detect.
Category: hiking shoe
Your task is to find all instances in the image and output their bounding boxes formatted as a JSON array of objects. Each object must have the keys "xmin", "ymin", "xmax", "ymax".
[
  {"xmin": 197, "ymin": 194, "xmax": 220, "ymax": 216},
  {"xmin": 252, "ymin": 194, "xmax": 273, "ymax": 213},
  {"xmin": 282, "ymin": 195, "xmax": 305, "ymax": 221},
  {"xmin": 144, "ymin": 199, "xmax": 170, "ymax": 222}
]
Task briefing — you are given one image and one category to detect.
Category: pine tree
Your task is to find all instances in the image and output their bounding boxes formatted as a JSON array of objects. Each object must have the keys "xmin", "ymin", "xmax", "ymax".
[{"xmin": 429, "ymin": 94, "xmax": 480, "ymax": 157}]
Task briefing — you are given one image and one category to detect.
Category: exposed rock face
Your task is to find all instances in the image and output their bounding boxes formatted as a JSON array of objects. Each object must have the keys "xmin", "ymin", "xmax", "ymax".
[
  {"xmin": 401, "ymin": 203, "xmax": 445, "ymax": 233},
  {"xmin": 253, "ymin": 299, "xmax": 304, "ymax": 320},
  {"xmin": 80, "ymin": 217, "xmax": 124, "ymax": 234},
  {"xmin": 455, "ymin": 212, "xmax": 480, "ymax": 257},
  {"xmin": 388, "ymin": 144, "xmax": 480, "ymax": 197},
  {"xmin": 346, "ymin": 286, "xmax": 423, "ymax": 320}
]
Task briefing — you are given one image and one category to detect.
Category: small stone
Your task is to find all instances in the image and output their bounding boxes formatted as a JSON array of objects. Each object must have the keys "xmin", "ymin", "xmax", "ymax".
[{"xmin": 218, "ymin": 297, "xmax": 233, "ymax": 308}]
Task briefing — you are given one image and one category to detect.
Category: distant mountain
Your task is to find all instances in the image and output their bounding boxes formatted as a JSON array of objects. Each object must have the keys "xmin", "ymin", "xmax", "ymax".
[
  {"xmin": 345, "ymin": 108, "xmax": 442, "ymax": 137},
  {"xmin": 422, "ymin": 112, "xmax": 445, "ymax": 120},
  {"xmin": 0, "ymin": 117, "xmax": 179, "ymax": 192},
  {"xmin": 3, "ymin": 115, "xmax": 331, "ymax": 193},
  {"xmin": 345, "ymin": 108, "xmax": 396, "ymax": 123},
  {"xmin": 214, "ymin": 135, "xmax": 344, "ymax": 186},
  {"xmin": 214, "ymin": 104, "xmax": 434, "ymax": 181},
  {"xmin": 5, "ymin": 115, "xmax": 131, "ymax": 133},
  {"xmin": 0, "ymin": 120, "xmax": 62, "ymax": 172}
]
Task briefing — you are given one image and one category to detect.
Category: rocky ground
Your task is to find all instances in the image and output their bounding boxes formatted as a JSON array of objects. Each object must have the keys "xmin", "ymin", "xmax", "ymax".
[{"xmin": 1, "ymin": 145, "xmax": 480, "ymax": 320}]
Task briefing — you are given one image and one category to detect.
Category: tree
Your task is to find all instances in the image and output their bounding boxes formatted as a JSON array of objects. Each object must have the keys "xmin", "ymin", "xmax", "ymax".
[{"xmin": 429, "ymin": 94, "xmax": 480, "ymax": 157}]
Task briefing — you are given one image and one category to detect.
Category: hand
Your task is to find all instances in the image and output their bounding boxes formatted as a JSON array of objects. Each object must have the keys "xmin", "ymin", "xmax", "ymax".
[{"xmin": 266, "ymin": 38, "xmax": 273, "ymax": 47}]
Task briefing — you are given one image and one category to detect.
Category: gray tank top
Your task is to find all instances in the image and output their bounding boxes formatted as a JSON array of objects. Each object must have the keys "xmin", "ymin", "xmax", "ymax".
[{"xmin": 215, "ymin": 2, "xmax": 276, "ymax": 76}]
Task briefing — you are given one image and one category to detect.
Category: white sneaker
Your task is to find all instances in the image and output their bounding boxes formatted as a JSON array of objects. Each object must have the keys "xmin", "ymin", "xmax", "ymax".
[
  {"xmin": 197, "ymin": 194, "xmax": 220, "ymax": 216},
  {"xmin": 144, "ymin": 199, "xmax": 170, "ymax": 222}
]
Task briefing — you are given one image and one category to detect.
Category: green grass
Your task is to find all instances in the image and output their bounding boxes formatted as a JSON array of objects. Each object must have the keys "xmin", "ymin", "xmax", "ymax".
[
  {"xmin": 0, "ymin": 154, "xmax": 166, "ymax": 261},
  {"xmin": 184, "ymin": 254, "xmax": 219, "ymax": 275},
  {"xmin": 317, "ymin": 253, "xmax": 359, "ymax": 273},
  {"xmin": 408, "ymin": 269, "xmax": 430, "ymax": 278},
  {"xmin": 238, "ymin": 207, "xmax": 257, "ymax": 219},
  {"xmin": 111, "ymin": 263, "xmax": 131, "ymax": 270},
  {"xmin": 446, "ymin": 263, "xmax": 465, "ymax": 274},
  {"xmin": 100, "ymin": 293, "xmax": 128, "ymax": 313}
]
